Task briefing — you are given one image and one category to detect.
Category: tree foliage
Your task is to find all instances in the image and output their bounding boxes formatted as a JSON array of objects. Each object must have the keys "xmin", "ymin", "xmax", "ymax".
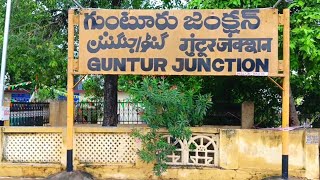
[
  {"xmin": 289, "ymin": 0, "xmax": 320, "ymax": 116},
  {"xmin": 187, "ymin": 0, "xmax": 320, "ymax": 127},
  {"xmin": 0, "ymin": 0, "xmax": 68, "ymax": 93},
  {"xmin": 130, "ymin": 77, "xmax": 212, "ymax": 175}
]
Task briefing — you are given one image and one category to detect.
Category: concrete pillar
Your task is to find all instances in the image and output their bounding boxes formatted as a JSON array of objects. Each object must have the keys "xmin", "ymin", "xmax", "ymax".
[
  {"xmin": 219, "ymin": 129, "xmax": 239, "ymax": 169},
  {"xmin": 304, "ymin": 130, "xmax": 319, "ymax": 179},
  {"xmin": 49, "ymin": 101, "xmax": 67, "ymax": 127},
  {"xmin": 49, "ymin": 101, "xmax": 59, "ymax": 126},
  {"xmin": 241, "ymin": 101, "xmax": 254, "ymax": 129}
]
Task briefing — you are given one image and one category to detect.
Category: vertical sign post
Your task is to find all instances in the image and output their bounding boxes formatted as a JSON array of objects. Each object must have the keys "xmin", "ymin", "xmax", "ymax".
[
  {"xmin": 282, "ymin": 9, "xmax": 290, "ymax": 179},
  {"xmin": 67, "ymin": 9, "xmax": 75, "ymax": 172},
  {"xmin": 0, "ymin": 0, "xmax": 12, "ymax": 122}
]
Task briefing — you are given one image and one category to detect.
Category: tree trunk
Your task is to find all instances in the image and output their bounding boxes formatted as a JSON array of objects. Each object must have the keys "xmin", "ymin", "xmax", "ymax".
[
  {"xmin": 102, "ymin": 0, "xmax": 122, "ymax": 126},
  {"xmin": 103, "ymin": 75, "xmax": 118, "ymax": 126},
  {"xmin": 289, "ymin": 86, "xmax": 299, "ymax": 126}
]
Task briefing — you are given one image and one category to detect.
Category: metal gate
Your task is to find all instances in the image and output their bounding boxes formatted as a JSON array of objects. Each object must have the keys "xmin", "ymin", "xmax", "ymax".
[{"xmin": 10, "ymin": 102, "xmax": 50, "ymax": 126}]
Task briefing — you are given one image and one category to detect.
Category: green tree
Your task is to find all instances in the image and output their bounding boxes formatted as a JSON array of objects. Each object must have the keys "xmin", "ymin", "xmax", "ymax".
[
  {"xmin": 0, "ymin": 0, "xmax": 69, "ymax": 94},
  {"xmin": 289, "ymin": 0, "xmax": 320, "ymax": 122},
  {"xmin": 187, "ymin": 0, "xmax": 320, "ymax": 127}
]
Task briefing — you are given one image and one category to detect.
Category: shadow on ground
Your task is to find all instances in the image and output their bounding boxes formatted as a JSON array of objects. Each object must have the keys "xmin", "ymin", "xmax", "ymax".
[{"xmin": 45, "ymin": 171, "xmax": 93, "ymax": 180}]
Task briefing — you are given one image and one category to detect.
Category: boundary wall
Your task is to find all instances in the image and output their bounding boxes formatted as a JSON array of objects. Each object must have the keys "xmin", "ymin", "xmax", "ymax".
[{"xmin": 0, "ymin": 126, "xmax": 318, "ymax": 179}]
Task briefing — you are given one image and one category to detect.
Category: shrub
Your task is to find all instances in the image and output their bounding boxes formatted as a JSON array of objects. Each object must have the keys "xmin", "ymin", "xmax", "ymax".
[{"xmin": 130, "ymin": 77, "xmax": 212, "ymax": 175}]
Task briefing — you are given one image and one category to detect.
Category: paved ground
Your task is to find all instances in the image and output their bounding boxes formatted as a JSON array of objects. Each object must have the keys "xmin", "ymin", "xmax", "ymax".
[
  {"xmin": 0, "ymin": 178, "xmax": 43, "ymax": 180},
  {"xmin": 0, "ymin": 176, "xmax": 307, "ymax": 180}
]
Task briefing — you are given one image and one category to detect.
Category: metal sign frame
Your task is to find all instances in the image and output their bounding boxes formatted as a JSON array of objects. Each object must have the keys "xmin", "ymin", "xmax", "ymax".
[{"xmin": 67, "ymin": 9, "xmax": 290, "ymax": 179}]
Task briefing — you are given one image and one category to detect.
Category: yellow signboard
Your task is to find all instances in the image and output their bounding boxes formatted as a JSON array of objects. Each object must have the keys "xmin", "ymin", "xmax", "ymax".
[
  {"xmin": 68, "ymin": 9, "xmax": 290, "ymax": 176},
  {"xmin": 78, "ymin": 9, "xmax": 279, "ymax": 76}
]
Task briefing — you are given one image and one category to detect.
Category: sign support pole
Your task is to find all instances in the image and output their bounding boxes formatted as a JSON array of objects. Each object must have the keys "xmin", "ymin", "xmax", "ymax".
[
  {"xmin": 67, "ymin": 9, "xmax": 75, "ymax": 172},
  {"xmin": 0, "ymin": 0, "xmax": 12, "ymax": 122},
  {"xmin": 281, "ymin": 9, "xmax": 290, "ymax": 179}
]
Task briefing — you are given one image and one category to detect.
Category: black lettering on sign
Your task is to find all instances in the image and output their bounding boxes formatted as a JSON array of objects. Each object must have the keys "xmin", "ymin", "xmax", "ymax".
[
  {"xmin": 87, "ymin": 57, "xmax": 269, "ymax": 74},
  {"xmin": 241, "ymin": 58, "xmax": 255, "ymax": 72},
  {"xmin": 101, "ymin": 58, "xmax": 112, "ymax": 71},
  {"xmin": 127, "ymin": 58, "xmax": 140, "ymax": 71},
  {"xmin": 114, "ymin": 58, "xmax": 126, "ymax": 71},
  {"xmin": 138, "ymin": 16, "xmax": 155, "ymax": 28},
  {"xmin": 88, "ymin": 57, "xmax": 101, "ymax": 71},
  {"xmin": 237, "ymin": 58, "xmax": 242, "ymax": 72},
  {"xmin": 197, "ymin": 58, "xmax": 211, "ymax": 72},
  {"xmin": 106, "ymin": 16, "xmax": 119, "ymax": 30},
  {"xmin": 204, "ymin": 13, "xmax": 220, "ymax": 30},
  {"xmin": 84, "ymin": 11, "xmax": 178, "ymax": 31},
  {"xmin": 183, "ymin": 12, "xmax": 203, "ymax": 30},
  {"xmin": 235, "ymin": 58, "xmax": 269, "ymax": 75},
  {"xmin": 225, "ymin": 58, "xmax": 236, "ymax": 72},
  {"xmin": 154, "ymin": 58, "xmax": 168, "ymax": 71},
  {"xmin": 141, "ymin": 32, "xmax": 169, "ymax": 52},
  {"xmin": 255, "ymin": 58, "xmax": 269, "ymax": 72},
  {"xmin": 83, "ymin": 11, "xmax": 105, "ymax": 30},
  {"xmin": 155, "ymin": 11, "xmax": 178, "ymax": 30},
  {"xmin": 222, "ymin": 10, "xmax": 240, "ymax": 37},
  {"xmin": 87, "ymin": 32, "xmax": 169, "ymax": 54},
  {"xmin": 185, "ymin": 58, "xmax": 197, "ymax": 72},
  {"xmin": 141, "ymin": 58, "xmax": 154, "ymax": 71},
  {"xmin": 179, "ymin": 34, "xmax": 217, "ymax": 57},
  {"xmin": 119, "ymin": 12, "xmax": 155, "ymax": 30},
  {"xmin": 241, "ymin": 9, "xmax": 260, "ymax": 29},
  {"xmin": 217, "ymin": 38, "xmax": 233, "ymax": 52},
  {"xmin": 212, "ymin": 58, "xmax": 224, "ymax": 72},
  {"xmin": 172, "ymin": 58, "xmax": 184, "ymax": 72}
]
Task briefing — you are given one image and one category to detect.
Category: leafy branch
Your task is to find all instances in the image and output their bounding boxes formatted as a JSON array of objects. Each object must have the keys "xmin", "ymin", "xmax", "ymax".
[{"xmin": 130, "ymin": 77, "xmax": 212, "ymax": 175}]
